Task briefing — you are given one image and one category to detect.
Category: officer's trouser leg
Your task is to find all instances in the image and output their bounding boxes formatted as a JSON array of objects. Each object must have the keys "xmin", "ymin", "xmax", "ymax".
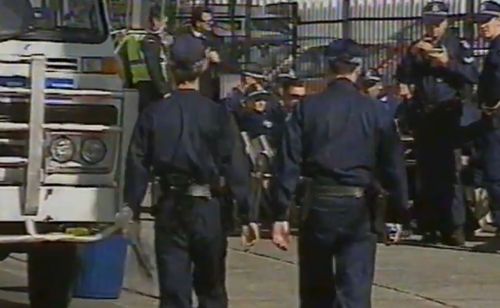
[
  {"xmin": 155, "ymin": 197, "xmax": 227, "ymax": 308},
  {"xmin": 484, "ymin": 129, "xmax": 500, "ymax": 228},
  {"xmin": 300, "ymin": 233, "xmax": 376, "ymax": 308},
  {"xmin": 155, "ymin": 223, "xmax": 192, "ymax": 308},
  {"xmin": 191, "ymin": 198, "xmax": 227, "ymax": 308},
  {"xmin": 415, "ymin": 137, "xmax": 439, "ymax": 234},
  {"xmin": 335, "ymin": 234, "xmax": 377, "ymax": 308},
  {"xmin": 299, "ymin": 233, "xmax": 335, "ymax": 308},
  {"xmin": 416, "ymin": 124, "xmax": 465, "ymax": 236},
  {"xmin": 299, "ymin": 197, "xmax": 376, "ymax": 308}
]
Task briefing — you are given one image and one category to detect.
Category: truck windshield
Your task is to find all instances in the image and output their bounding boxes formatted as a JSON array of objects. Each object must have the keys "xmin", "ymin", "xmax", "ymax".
[{"xmin": 17, "ymin": 0, "xmax": 107, "ymax": 44}]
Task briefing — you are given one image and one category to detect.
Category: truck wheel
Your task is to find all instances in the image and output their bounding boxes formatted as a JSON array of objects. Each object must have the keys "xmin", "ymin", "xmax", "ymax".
[{"xmin": 28, "ymin": 244, "xmax": 78, "ymax": 308}]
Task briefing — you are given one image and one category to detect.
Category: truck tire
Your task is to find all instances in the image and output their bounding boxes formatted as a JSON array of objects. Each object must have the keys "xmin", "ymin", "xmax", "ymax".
[{"xmin": 28, "ymin": 243, "xmax": 78, "ymax": 308}]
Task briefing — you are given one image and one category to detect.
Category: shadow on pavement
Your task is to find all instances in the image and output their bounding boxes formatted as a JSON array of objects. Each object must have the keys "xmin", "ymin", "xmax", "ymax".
[
  {"xmin": 0, "ymin": 299, "xmax": 29, "ymax": 308},
  {"xmin": 400, "ymin": 238, "xmax": 500, "ymax": 254},
  {"xmin": 470, "ymin": 236, "xmax": 500, "ymax": 253},
  {"xmin": 0, "ymin": 287, "xmax": 28, "ymax": 293}
]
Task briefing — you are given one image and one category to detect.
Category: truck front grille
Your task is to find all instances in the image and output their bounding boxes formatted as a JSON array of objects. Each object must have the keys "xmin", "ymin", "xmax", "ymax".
[
  {"xmin": 0, "ymin": 102, "xmax": 118, "ymax": 125},
  {"xmin": 0, "ymin": 93, "xmax": 119, "ymax": 183}
]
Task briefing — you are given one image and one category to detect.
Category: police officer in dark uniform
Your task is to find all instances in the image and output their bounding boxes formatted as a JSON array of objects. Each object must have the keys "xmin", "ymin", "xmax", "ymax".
[
  {"xmin": 396, "ymin": 1, "xmax": 479, "ymax": 245},
  {"xmin": 271, "ymin": 39, "xmax": 409, "ymax": 308},
  {"xmin": 280, "ymin": 77, "xmax": 306, "ymax": 119},
  {"xmin": 475, "ymin": 1, "xmax": 500, "ymax": 235},
  {"xmin": 124, "ymin": 34, "xmax": 259, "ymax": 308},
  {"xmin": 236, "ymin": 89, "xmax": 286, "ymax": 149},
  {"xmin": 222, "ymin": 63, "xmax": 268, "ymax": 113},
  {"xmin": 139, "ymin": 5, "xmax": 172, "ymax": 111}
]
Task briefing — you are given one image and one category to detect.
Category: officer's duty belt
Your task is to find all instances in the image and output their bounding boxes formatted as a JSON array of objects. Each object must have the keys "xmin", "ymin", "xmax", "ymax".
[
  {"xmin": 163, "ymin": 182, "xmax": 212, "ymax": 198},
  {"xmin": 311, "ymin": 184, "xmax": 365, "ymax": 199},
  {"xmin": 186, "ymin": 184, "xmax": 212, "ymax": 198}
]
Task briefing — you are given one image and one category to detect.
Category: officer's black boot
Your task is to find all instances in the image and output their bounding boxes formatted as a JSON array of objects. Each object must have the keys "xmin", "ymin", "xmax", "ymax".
[
  {"xmin": 442, "ymin": 227, "xmax": 466, "ymax": 246},
  {"xmin": 422, "ymin": 231, "xmax": 439, "ymax": 244}
]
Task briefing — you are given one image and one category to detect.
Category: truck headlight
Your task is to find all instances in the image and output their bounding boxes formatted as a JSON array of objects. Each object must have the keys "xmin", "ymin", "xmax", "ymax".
[
  {"xmin": 82, "ymin": 57, "xmax": 121, "ymax": 75},
  {"xmin": 81, "ymin": 138, "xmax": 107, "ymax": 164},
  {"xmin": 50, "ymin": 137, "xmax": 75, "ymax": 163}
]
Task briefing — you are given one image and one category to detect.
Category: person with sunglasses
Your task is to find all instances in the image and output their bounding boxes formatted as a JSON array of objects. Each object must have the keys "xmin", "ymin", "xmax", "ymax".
[
  {"xmin": 188, "ymin": 6, "xmax": 223, "ymax": 102},
  {"xmin": 281, "ymin": 77, "xmax": 306, "ymax": 121}
]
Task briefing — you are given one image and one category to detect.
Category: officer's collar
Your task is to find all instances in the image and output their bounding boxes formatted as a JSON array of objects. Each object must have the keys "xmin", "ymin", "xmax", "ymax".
[
  {"xmin": 329, "ymin": 77, "xmax": 360, "ymax": 90},
  {"xmin": 490, "ymin": 34, "xmax": 500, "ymax": 49}
]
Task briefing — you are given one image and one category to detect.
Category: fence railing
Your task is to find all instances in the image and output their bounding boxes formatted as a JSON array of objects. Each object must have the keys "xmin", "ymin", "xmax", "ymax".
[{"xmin": 181, "ymin": 0, "xmax": 484, "ymax": 79}]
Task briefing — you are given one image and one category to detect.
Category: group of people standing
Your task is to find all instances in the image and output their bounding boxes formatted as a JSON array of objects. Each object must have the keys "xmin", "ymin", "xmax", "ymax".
[{"xmin": 121, "ymin": 1, "xmax": 500, "ymax": 308}]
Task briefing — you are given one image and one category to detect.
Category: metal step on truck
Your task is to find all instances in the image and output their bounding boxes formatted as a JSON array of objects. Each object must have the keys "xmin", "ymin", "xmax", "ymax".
[{"xmin": 0, "ymin": 0, "xmax": 138, "ymax": 306}]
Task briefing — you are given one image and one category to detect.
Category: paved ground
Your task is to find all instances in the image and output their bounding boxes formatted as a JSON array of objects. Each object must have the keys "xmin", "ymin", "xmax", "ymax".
[{"xmin": 0, "ymin": 225, "xmax": 498, "ymax": 307}]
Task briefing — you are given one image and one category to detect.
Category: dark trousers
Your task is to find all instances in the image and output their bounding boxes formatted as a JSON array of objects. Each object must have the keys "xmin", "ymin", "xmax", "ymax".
[
  {"xmin": 136, "ymin": 81, "xmax": 163, "ymax": 113},
  {"xmin": 414, "ymin": 109, "xmax": 465, "ymax": 234},
  {"xmin": 299, "ymin": 195, "xmax": 377, "ymax": 308},
  {"xmin": 482, "ymin": 128, "xmax": 500, "ymax": 227},
  {"xmin": 154, "ymin": 196, "xmax": 228, "ymax": 308}
]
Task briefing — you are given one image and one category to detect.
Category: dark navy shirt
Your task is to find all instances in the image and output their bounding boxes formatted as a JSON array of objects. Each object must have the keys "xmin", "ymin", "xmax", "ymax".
[
  {"xmin": 396, "ymin": 33, "xmax": 478, "ymax": 105},
  {"xmin": 478, "ymin": 35, "xmax": 500, "ymax": 107},
  {"xmin": 234, "ymin": 97, "xmax": 286, "ymax": 148},
  {"xmin": 221, "ymin": 87, "xmax": 244, "ymax": 113},
  {"xmin": 124, "ymin": 89, "xmax": 252, "ymax": 222},
  {"xmin": 272, "ymin": 79, "xmax": 408, "ymax": 221}
]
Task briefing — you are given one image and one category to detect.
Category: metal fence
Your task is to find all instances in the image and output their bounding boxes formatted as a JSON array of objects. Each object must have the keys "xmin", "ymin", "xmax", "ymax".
[
  {"xmin": 290, "ymin": 0, "xmax": 485, "ymax": 84},
  {"xmin": 192, "ymin": 0, "xmax": 486, "ymax": 84}
]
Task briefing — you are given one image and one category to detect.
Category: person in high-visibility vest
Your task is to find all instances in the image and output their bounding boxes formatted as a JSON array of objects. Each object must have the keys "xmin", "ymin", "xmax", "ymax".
[{"xmin": 128, "ymin": 4, "xmax": 172, "ymax": 112}]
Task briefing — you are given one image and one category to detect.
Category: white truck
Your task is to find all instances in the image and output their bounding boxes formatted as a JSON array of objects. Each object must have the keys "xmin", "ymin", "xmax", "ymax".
[{"xmin": 0, "ymin": 0, "xmax": 138, "ymax": 306}]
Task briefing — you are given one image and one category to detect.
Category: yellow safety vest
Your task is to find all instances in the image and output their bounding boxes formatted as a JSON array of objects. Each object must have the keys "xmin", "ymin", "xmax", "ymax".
[{"xmin": 126, "ymin": 34, "xmax": 151, "ymax": 84}]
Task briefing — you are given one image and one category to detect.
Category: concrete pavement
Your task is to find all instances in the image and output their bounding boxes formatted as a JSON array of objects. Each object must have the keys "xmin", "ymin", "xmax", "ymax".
[{"xmin": 0, "ymin": 226, "xmax": 498, "ymax": 307}]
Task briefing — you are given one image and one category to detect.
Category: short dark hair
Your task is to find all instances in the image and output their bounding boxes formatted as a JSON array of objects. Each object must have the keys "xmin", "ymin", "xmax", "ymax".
[
  {"xmin": 170, "ymin": 61, "xmax": 206, "ymax": 85},
  {"xmin": 283, "ymin": 78, "xmax": 305, "ymax": 93},
  {"xmin": 329, "ymin": 60, "xmax": 358, "ymax": 75},
  {"xmin": 191, "ymin": 6, "xmax": 212, "ymax": 27},
  {"xmin": 148, "ymin": 4, "xmax": 162, "ymax": 24}
]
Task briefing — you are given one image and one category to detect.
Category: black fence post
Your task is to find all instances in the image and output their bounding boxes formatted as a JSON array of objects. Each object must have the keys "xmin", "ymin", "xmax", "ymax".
[
  {"xmin": 229, "ymin": 0, "xmax": 237, "ymax": 63},
  {"xmin": 245, "ymin": 0, "xmax": 252, "ymax": 64},
  {"xmin": 465, "ymin": 0, "xmax": 475, "ymax": 44},
  {"xmin": 291, "ymin": 2, "xmax": 299, "ymax": 70},
  {"xmin": 342, "ymin": 0, "xmax": 351, "ymax": 39}
]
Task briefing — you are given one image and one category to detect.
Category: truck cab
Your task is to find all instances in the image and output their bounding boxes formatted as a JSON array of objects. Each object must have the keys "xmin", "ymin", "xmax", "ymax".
[{"xmin": 0, "ymin": 0, "xmax": 138, "ymax": 306}]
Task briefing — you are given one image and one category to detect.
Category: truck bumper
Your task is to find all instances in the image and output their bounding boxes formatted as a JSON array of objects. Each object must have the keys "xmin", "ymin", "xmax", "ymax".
[
  {"xmin": 0, "ymin": 186, "xmax": 118, "ymax": 222},
  {"xmin": 0, "ymin": 186, "xmax": 132, "ymax": 244}
]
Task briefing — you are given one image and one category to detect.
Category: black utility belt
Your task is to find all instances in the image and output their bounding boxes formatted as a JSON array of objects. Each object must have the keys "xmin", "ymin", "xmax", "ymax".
[
  {"xmin": 165, "ymin": 183, "xmax": 213, "ymax": 199},
  {"xmin": 311, "ymin": 184, "xmax": 365, "ymax": 199},
  {"xmin": 421, "ymin": 99, "xmax": 461, "ymax": 113}
]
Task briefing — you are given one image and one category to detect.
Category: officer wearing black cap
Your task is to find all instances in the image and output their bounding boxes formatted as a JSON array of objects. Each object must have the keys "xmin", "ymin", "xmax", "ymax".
[
  {"xmin": 362, "ymin": 69, "xmax": 384, "ymax": 100},
  {"xmin": 475, "ymin": 0, "xmax": 500, "ymax": 235},
  {"xmin": 272, "ymin": 38, "xmax": 408, "ymax": 307},
  {"xmin": 237, "ymin": 89, "xmax": 285, "ymax": 148},
  {"xmin": 396, "ymin": 0, "xmax": 479, "ymax": 245},
  {"xmin": 222, "ymin": 63, "xmax": 268, "ymax": 113},
  {"xmin": 124, "ymin": 33, "xmax": 259, "ymax": 308}
]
